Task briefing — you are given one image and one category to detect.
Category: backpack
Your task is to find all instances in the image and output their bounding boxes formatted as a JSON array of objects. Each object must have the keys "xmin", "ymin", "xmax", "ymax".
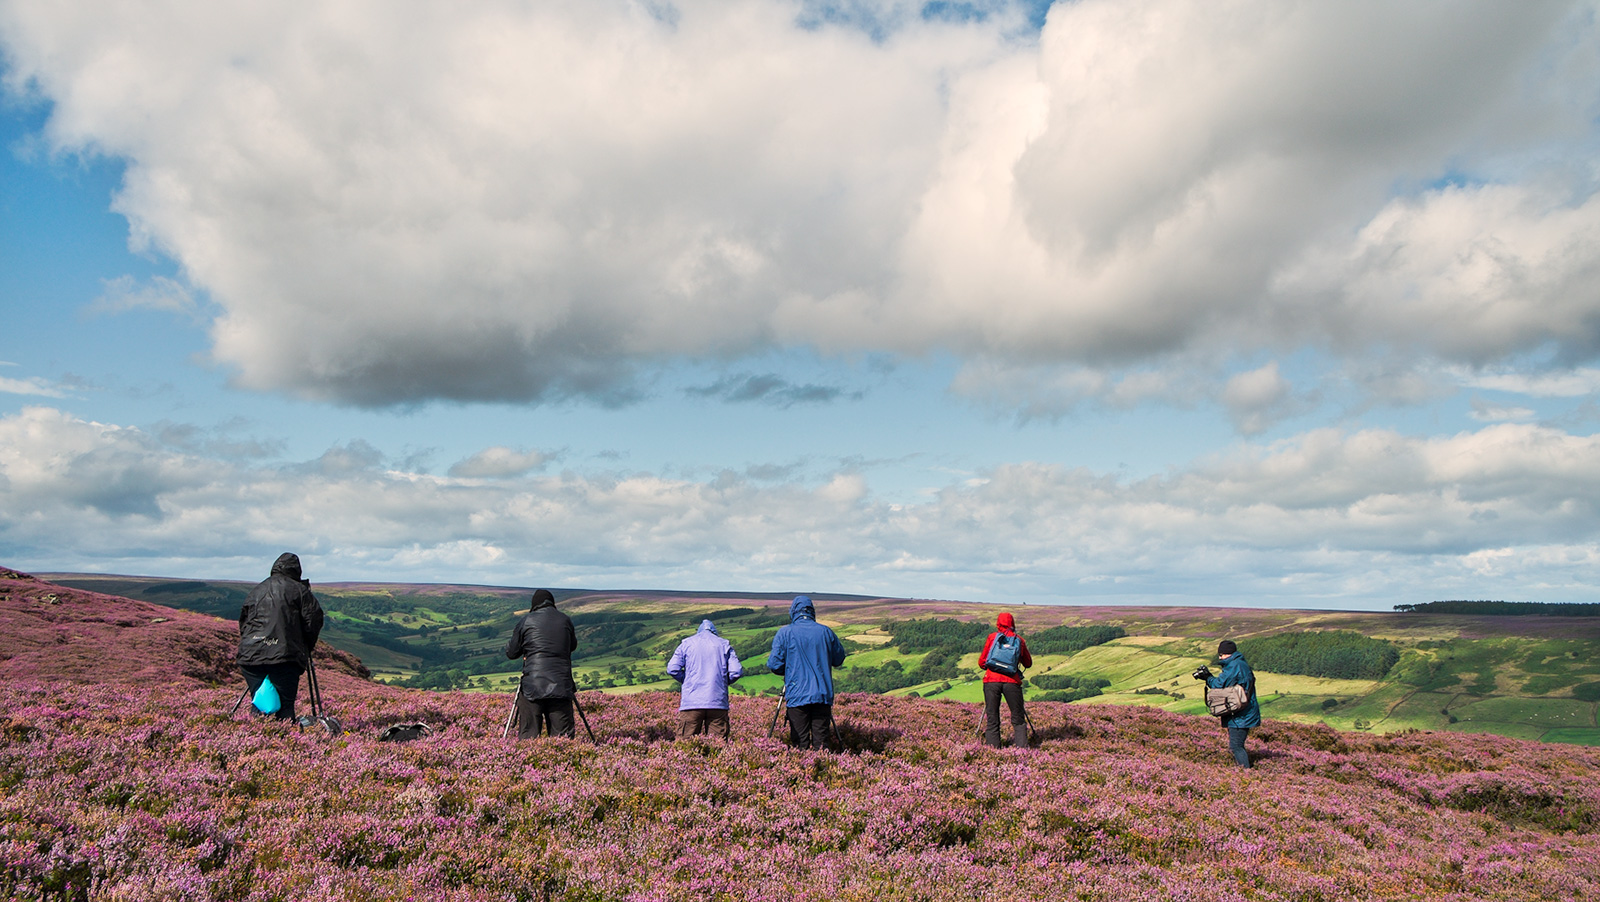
[
  {"xmin": 986, "ymin": 633, "xmax": 1022, "ymax": 677},
  {"xmin": 378, "ymin": 722, "xmax": 431, "ymax": 743},
  {"xmin": 1205, "ymin": 683, "xmax": 1252, "ymax": 716}
]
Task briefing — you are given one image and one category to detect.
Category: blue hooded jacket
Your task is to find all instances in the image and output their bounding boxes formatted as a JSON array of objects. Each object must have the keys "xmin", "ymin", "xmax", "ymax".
[
  {"xmin": 1205, "ymin": 652, "xmax": 1261, "ymax": 728},
  {"xmin": 766, "ymin": 596, "xmax": 847, "ymax": 706},
  {"xmin": 667, "ymin": 620, "xmax": 743, "ymax": 710}
]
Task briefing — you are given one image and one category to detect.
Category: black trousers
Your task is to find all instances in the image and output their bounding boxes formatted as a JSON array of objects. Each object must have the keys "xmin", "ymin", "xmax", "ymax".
[
  {"xmin": 983, "ymin": 681, "xmax": 1028, "ymax": 748},
  {"xmin": 786, "ymin": 702, "xmax": 833, "ymax": 750},
  {"xmin": 241, "ymin": 663, "xmax": 303, "ymax": 721},
  {"xmin": 516, "ymin": 695, "xmax": 575, "ymax": 740}
]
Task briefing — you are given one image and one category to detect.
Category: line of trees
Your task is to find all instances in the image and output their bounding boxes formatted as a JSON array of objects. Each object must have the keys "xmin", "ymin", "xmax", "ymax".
[
  {"xmin": 1029, "ymin": 674, "xmax": 1111, "ymax": 703},
  {"xmin": 1395, "ymin": 600, "xmax": 1600, "ymax": 616},
  {"xmin": 1028, "ymin": 625, "xmax": 1127, "ymax": 655},
  {"xmin": 1237, "ymin": 630, "xmax": 1400, "ymax": 681},
  {"xmin": 836, "ymin": 618, "xmax": 986, "ymax": 694}
]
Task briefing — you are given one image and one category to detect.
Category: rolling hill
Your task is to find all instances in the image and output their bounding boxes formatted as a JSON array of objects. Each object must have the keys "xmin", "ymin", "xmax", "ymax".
[
  {"xmin": 4, "ymin": 566, "xmax": 1600, "ymax": 900},
  {"xmin": 46, "ymin": 571, "xmax": 1600, "ymax": 746}
]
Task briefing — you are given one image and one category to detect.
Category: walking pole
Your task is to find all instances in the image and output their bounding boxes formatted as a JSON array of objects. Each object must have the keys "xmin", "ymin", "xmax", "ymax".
[
  {"xmin": 1023, "ymin": 707, "xmax": 1039, "ymax": 744},
  {"xmin": 571, "ymin": 694, "xmax": 597, "ymax": 743},
  {"xmin": 501, "ymin": 692, "xmax": 518, "ymax": 740}
]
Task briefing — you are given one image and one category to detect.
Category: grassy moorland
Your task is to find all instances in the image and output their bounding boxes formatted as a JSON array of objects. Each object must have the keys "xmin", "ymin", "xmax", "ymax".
[
  {"xmin": 5, "ymin": 567, "xmax": 1600, "ymax": 901},
  {"xmin": 45, "ymin": 573, "xmax": 1600, "ymax": 746}
]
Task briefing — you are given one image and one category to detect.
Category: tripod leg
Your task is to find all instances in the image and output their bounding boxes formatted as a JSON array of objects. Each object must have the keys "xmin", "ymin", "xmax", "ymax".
[
  {"xmin": 767, "ymin": 695, "xmax": 787, "ymax": 739},
  {"xmin": 502, "ymin": 693, "xmax": 518, "ymax": 740},
  {"xmin": 229, "ymin": 685, "xmax": 250, "ymax": 716},
  {"xmin": 307, "ymin": 655, "xmax": 327, "ymax": 722},
  {"xmin": 572, "ymin": 695, "xmax": 597, "ymax": 743}
]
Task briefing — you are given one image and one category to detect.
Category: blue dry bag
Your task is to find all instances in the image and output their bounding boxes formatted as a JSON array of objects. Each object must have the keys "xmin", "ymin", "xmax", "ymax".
[
  {"xmin": 986, "ymin": 633, "xmax": 1022, "ymax": 677},
  {"xmin": 252, "ymin": 678, "xmax": 282, "ymax": 715}
]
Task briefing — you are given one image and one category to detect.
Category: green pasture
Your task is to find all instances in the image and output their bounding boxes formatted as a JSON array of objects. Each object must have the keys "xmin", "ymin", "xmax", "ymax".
[
  {"xmin": 1543, "ymin": 728, "xmax": 1600, "ymax": 745},
  {"xmin": 52, "ymin": 572, "xmax": 1600, "ymax": 747}
]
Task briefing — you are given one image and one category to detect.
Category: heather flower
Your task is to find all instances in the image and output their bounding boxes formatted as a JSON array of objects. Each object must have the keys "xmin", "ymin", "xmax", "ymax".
[{"xmin": 4, "ymin": 575, "xmax": 1600, "ymax": 900}]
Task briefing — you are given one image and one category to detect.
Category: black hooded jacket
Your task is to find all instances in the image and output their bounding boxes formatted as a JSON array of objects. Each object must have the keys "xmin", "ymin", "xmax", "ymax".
[
  {"xmin": 237, "ymin": 553, "xmax": 325, "ymax": 669},
  {"xmin": 504, "ymin": 590, "xmax": 578, "ymax": 700}
]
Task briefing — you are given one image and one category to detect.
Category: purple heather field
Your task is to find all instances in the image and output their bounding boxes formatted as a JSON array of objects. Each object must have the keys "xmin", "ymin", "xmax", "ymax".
[{"xmin": 3, "ymin": 568, "xmax": 1599, "ymax": 901}]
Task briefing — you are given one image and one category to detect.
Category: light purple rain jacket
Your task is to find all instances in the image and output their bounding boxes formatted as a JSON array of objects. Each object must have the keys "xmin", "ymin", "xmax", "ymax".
[{"xmin": 667, "ymin": 620, "xmax": 744, "ymax": 710}]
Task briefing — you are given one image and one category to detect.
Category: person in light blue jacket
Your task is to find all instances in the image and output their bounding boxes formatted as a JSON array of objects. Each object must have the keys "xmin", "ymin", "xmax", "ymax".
[
  {"xmin": 1201, "ymin": 639, "xmax": 1260, "ymax": 768},
  {"xmin": 667, "ymin": 619, "xmax": 744, "ymax": 739},
  {"xmin": 766, "ymin": 596, "xmax": 848, "ymax": 749}
]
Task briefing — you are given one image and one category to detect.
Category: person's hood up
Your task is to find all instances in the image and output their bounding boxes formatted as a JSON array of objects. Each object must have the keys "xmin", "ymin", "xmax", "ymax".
[
  {"xmin": 270, "ymin": 553, "xmax": 302, "ymax": 580},
  {"xmin": 789, "ymin": 595, "xmax": 815, "ymax": 622},
  {"xmin": 996, "ymin": 612, "xmax": 1016, "ymax": 634},
  {"xmin": 697, "ymin": 619, "xmax": 718, "ymax": 635},
  {"xmin": 530, "ymin": 588, "xmax": 556, "ymax": 611}
]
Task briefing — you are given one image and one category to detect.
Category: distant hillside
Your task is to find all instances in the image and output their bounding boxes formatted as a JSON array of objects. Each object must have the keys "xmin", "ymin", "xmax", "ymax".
[
  {"xmin": 3, "ymin": 567, "xmax": 1600, "ymax": 900},
  {"xmin": 1, "ymin": 567, "xmax": 369, "ymax": 686},
  {"xmin": 44, "ymin": 571, "xmax": 1600, "ymax": 746}
]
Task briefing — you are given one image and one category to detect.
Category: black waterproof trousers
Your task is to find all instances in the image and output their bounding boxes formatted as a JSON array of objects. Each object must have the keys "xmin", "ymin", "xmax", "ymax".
[
  {"xmin": 242, "ymin": 663, "xmax": 303, "ymax": 721},
  {"xmin": 516, "ymin": 695, "xmax": 575, "ymax": 740},
  {"xmin": 786, "ymin": 702, "xmax": 832, "ymax": 750}
]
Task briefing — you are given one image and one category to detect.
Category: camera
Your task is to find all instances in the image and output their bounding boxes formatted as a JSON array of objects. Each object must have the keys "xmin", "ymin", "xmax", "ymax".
[{"xmin": 1191, "ymin": 666, "xmax": 1212, "ymax": 681}]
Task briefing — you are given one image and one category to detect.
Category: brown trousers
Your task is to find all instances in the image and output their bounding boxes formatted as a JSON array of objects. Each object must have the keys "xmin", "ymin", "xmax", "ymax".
[{"xmin": 677, "ymin": 708, "xmax": 731, "ymax": 739}]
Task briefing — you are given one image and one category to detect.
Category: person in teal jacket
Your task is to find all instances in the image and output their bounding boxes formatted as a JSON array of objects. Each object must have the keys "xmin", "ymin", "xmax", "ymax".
[
  {"xmin": 1199, "ymin": 639, "xmax": 1259, "ymax": 767},
  {"xmin": 766, "ymin": 596, "xmax": 847, "ymax": 749}
]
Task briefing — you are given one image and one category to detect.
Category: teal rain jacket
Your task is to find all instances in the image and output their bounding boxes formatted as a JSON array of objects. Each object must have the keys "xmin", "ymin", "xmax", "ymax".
[{"xmin": 1206, "ymin": 653, "xmax": 1261, "ymax": 728}]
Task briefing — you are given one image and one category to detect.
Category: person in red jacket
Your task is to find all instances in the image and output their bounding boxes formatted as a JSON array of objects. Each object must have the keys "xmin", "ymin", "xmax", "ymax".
[{"xmin": 978, "ymin": 612, "xmax": 1033, "ymax": 748}]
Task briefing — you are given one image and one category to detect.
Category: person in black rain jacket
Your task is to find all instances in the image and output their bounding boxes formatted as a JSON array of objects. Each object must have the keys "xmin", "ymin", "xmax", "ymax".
[
  {"xmin": 237, "ymin": 552, "xmax": 325, "ymax": 721},
  {"xmin": 504, "ymin": 589, "xmax": 579, "ymax": 739}
]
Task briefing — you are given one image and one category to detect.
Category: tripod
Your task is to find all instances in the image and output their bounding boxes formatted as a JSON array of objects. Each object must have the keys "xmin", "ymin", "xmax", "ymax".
[
  {"xmin": 299, "ymin": 655, "xmax": 342, "ymax": 736},
  {"xmin": 769, "ymin": 693, "xmax": 843, "ymax": 751},
  {"xmin": 503, "ymin": 690, "xmax": 596, "ymax": 743}
]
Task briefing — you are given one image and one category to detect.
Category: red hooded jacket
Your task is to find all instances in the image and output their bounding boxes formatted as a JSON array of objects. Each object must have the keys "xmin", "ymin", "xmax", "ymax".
[{"xmin": 979, "ymin": 612, "xmax": 1032, "ymax": 684}]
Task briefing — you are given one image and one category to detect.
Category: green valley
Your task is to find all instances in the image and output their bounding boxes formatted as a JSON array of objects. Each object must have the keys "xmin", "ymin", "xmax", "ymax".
[{"xmin": 47, "ymin": 574, "xmax": 1600, "ymax": 745}]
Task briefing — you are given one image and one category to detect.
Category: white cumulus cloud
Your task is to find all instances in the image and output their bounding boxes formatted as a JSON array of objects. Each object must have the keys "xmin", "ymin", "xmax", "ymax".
[
  {"xmin": 5, "ymin": 406, "xmax": 1600, "ymax": 606},
  {"xmin": 3, "ymin": 0, "xmax": 1596, "ymax": 411}
]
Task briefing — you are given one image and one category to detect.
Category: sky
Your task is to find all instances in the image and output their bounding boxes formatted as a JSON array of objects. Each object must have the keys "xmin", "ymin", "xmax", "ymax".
[{"xmin": 3, "ymin": 0, "xmax": 1600, "ymax": 611}]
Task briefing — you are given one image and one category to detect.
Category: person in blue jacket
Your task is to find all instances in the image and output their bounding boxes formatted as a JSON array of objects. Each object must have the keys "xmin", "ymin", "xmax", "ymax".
[
  {"xmin": 667, "ymin": 619, "xmax": 744, "ymax": 739},
  {"xmin": 1198, "ymin": 639, "xmax": 1260, "ymax": 768},
  {"xmin": 766, "ymin": 595, "xmax": 847, "ymax": 749}
]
